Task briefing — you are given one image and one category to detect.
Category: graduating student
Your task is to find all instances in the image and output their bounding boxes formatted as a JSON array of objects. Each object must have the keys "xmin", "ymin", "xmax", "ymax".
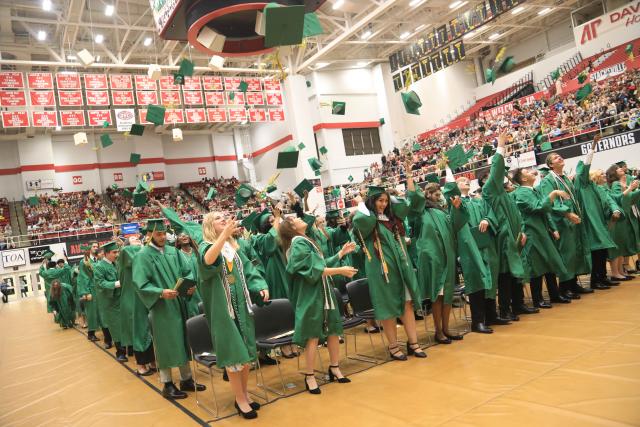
[
  {"xmin": 39, "ymin": 253, "xmax": 72, "ymax": 313},
  {"xmin": 132, "ymin": 219, "xmax": 205, "ymax": 400},
  {"xmin": 352, "ymin": 184, "xmax": 425, "ymax": 360},
  {"xmin": 199, "ymin": 211, "xmax": 270, "ymax": 419},
  {"xmin": 279, "ymin": 216, "xmax": 357, "ymax": 395},
  {"xmin": 77, "ymin": 243, "xmax": 103, "ymax": 342},
  {"xmin": 94, "ymin": 241, "xmax": 128, "ymax": 363},
  {"xmin": 176, "ymin": 233, "xmax": 203, "ymax": 318},
  {"xmin": 48, "ymin": 279, "xmax": 75, "ymax": 329},
  {"xmin": 511, "ymin": 168, "xmax": 570, "ymax": 307}
]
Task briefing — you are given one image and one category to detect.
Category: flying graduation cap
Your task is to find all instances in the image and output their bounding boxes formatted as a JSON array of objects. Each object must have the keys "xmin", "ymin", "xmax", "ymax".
[{"xmin": 401, "ymin": 91, "xmax": 422, "ymax": 115}]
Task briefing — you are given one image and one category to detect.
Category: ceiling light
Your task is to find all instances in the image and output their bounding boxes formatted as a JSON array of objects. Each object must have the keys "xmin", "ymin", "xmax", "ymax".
[
  {"xmin": 415, "ymin": 24, "xmax": 427, "ymax": 32},
  {"xmin": 95, "ymin": 55, "xmax": 101, "ymax": 62},
  {"xmin": 315, "ymin": 62, "xmax": 330, "ymax": 69},
  {"xmin": 449, "ymin": 1, "xmax": 462, "ymax": 8},
  {"xmin": 332, "ymin": 0, "xmax": 344, "ymax": 10},
  {"xmin": 67, "ymin": 55, "xmax": 77, "ymax": 60},
  {"xmin": 42, "ymin": 0, "xmax": 52, "ymax": 11},
  {"xmin": 105, "ymin": 5, "xmax": 114, "ymax": 16},
  {"xmin": 400, "ymin": 31, "xmax": 411, "ymax": 40},
  {"xmin": 409, "ymin": 0, "xmax": 425, "ymax": 7},
  {"xmin": 538, "ymin": 7, "xmax": 552, "ymax": 15},
  {"xmin": 488, "ymin": 32, "xmax": 500, "ymax": 40},
  {"xmin": 95, "ymin": 34, "xmax": 104, "ymax": 43},
  {"xmin": 511, "ymin": 6, "xmax": 525, "ymax": 14},
  {"xmin": 360, "ymin": 30, "xmax": 372, "ymax": 40},
  {"xmin": 37, "ymin": 30, "xmax": 47, "ymax": 41},
  {"xmin": 143, "ymin": 37, "xmax": 152, "ymax": 46}
]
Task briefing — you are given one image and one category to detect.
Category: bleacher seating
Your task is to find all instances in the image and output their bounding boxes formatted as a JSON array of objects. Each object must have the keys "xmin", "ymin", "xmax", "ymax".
[{"xmin": 107, "ymin": 186, "xmax": 203, "ymax": 222}]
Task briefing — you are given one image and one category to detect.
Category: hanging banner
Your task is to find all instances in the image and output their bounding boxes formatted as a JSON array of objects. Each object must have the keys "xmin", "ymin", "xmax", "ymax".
[
  {"xmin": 55, "ymin": 73, "xmax": 81, "ymax": 90},
  {"xmin": 27, "ymin": 73, "xmax": 54, "ymax": 90},
  {"xmin": 85, "ymin": 90, "xmax": 110, "ymax": 106},
  {"xmin": 245, "ymin": 78, "xmax": 262, "ymax": 91},
  {"xmin": 479, "ymin": 90, "xmax": 547, "ymax": 119},
  {"xmin": 263, "ymin": 79, "xmax": 281, "ymax": 91},
  {"xmin": 0, "ymin": 72, "xmax": 25, "ymax": 89},
  {"xmin": 136, "ymin": 90, "xmax": 158, "ymax": 106},
  {"xmin": 113, "ymin": 172, "xmax": 123, "ymax": 182},
  {"xmin": 164, "ymin": 108, "xmax": 184, "ymax": 124},
  {"xmin": 110, "ymin": 74, "xmax": 133, "ymax": 90},
  {"xmin": 29, "ymin": 90, "xmax": 56, "ymax": 107},
  {"xmin": 134, "ymin": 75, "xmax": 157, "ymax": 90},
  {"xmin": 58, "ymin": 90, "xmax": 84, "ymax": 106},
  {"xmin": 183, "ymin": 90, "xmax": 204, "ymax": 105},
  {"xmin": 226, "ymin": 92, "xmax": 245, "ymax": 105},
  {"xmin": 206, "ymin": 108, "xmax": 227, "ymax": 122},
  {"xmin": 246, "ymin": 92, "xmax": 265, "ymax": 105},
  {"xmin": 0, "ymin": 90, "xmax": 26, "ymax": 107},
  {"xmin": 114, "ymin": 108, "xmax": 136, "ymax": 131},
  {"xmin": 205, "ymin": 91, "xmax": 225, "ymax": 106},
  {"xmin": 84, "ymin": 74, "xmax": 108, "ymax": 90},
  {"xmin": 185, "ymin": 108, "xmax": 206, "ymax": 123},
  {"xmin": 183, "ymin": 76, "xmax": 202, "ymax": 90},
  {"xmin": 1, "ymin": 111, "xmax": 29, "ymax": 127},
  {"xmin": 60, "ymin": 110, "xmax": 86, "ymax": 127},
  {"xmin": 268, "ymin": 108, "xmax": 285, "ymax": 122},
  {"xmin": 202, "ymin": 76, "xmax": 224, "ymax": 91},
  {"xmin": 32, "ymin": 111, "xmax": 58, "ymax": 127},
  {"xmin": 248, "ymin": 108, "xmax": 267, "ymax": 122},
  {"xmin": 266, "ymin": 92, "xmax": 283, "ymax": 106},
  {"xmin": 111, "ymin": 90, "xmax": 135, "ymax": 106},
  {"xmin": 87, "ymin": 110, "xmax": 112, "ymax": 126},
  {"xmin": 159, "ymin": 76, "xmax": 180, "ymax": 91},
  {"xmin": 535, "ymin": 128, "xmax": 639, "ymax": 163},
  {"xmin": 160, "ymin": 90, "xmax": 182, "ymax": 105},
  {"xmin": 228, "ymin": 108, "xmax": 247, "ymax": 122},
  {"xmin": 224, "ymin": 77, "xmax": 241, "ymax": 90}
]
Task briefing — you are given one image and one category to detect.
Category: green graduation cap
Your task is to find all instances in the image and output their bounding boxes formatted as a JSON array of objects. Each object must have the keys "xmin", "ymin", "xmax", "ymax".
[
  {"xmin": 306, "ymin": 80, "xmax": 311, "ymax": 88},
  {"xmin": 133, "ymin": 191, "xmax": 147, "ymax": 207},
  {"xmin": 102, "ymin": 120, "xmax": 109, "ymax": 128},
  {"xmin": 48, "ymin": 198, "xmax": 59, "ymax": 206},
  {"xmin": 265, "ymin": 184, "xmax": 277, "ymax": 193},
  {"xmin": 442, "ymin": 182, "xmax": 461, "ymax": 197},
  {"xmin": 136, "ymin": 180, "xmax": 150, "ymax": 193},
  {"xmin": 235, "ymin": 184, "xmax": 255, "ymax": 207},
  {"xmin": 538, "ymin": 165, "xmax": 550, "ymax": 178},
  {"xmin": 325, "ymin": 209, "xmax": 340, "ymax": 219},
  {"xmin": 178, "ymin": 58, "xmax": 195, "ymax": 77},
  {"xmin": 100, "ymin": 134, "xmax": 113, "ymax": 148},
  {"xmin": 464, "ymin": 148, "xmax": 477, "ymax": 162},
  {"xmin": 28, "ymin": 196, "xmax": 39, "ymax": 206},
  {"xmin": 294, "ymin": 178, "xmax": 314, "ymax": 198},
  {"xmin": 277, "ymin": 148, "xmax": 299, "ymax": 169},
  {"xmin": 482, "ymin": 144, "xmax": 495, "ymax": 156},
  {"xmin": 367, "ymin": 186, "xmax": 386, "ymax": 198},
  {"xmin": 302, "ymin": 213, "xmax": 316, "ymax": 228},
  {"xmin": 264, "ymin": 4, "xmax": 305, "ymax": 48},
  {"xmin": 331, "ymin": 187, "xmax": 340, "ymax": 197},
  {"xmin": 42, "ymin": 250, "xmax": 55, "ymax": 259},
  {"xmin": 173, "ymin": 73, "xmax": 184, "ymax": 85},
  {"xmin": 146, "ymin": 105, "xmax": 165, "ymax": 125},
  {"xmin": 129, "ymin": 152, "xmax": 141, "ymax": 165},
  {"xmin": 625, "ymin": 43, "xmax": 633, "ymax": 56},
  {"xmin": 575, "ymin": 83, "xmax": 592, "ymax": 102},
  {"xmin": 499, "ymin": 56, "xmax": 516, "ymax": 74},
  {"xmin": 240, "ymin": 211, "xmax": 259, "ymax": 232},
  {"xmin": 297, "ymin": 142, "xmax": 305, "ymax": 150},
  {"xmin": 79, "ymin": 244, "xmax": 91, "ymax": 252},
  {"xmin": 379, "ymin": 117, "xmax": 385, "ymax": 125},
  {"xmin": 413, "ymin": 143, "xmax": 422, "ymax": 152},
  {"xmin": 425, "ymin": 173, "xmax": 440, "ymax": 184},
  {"xmin": 229, "ymin": 92, "xmax": 236, "ymax": 101},
  {"xmin": 319, "ymin": 146, "xmax": 328, "ymax": 155},
  {"xmin": 129, "ymin": 123, "xmax": 145, "ymax": 136},
  {"xmin": 348, "ymin": 175, "xmax": 354, "ymax": 182},
  {"xmin": 303, "ymin": 12, "xmax": 324, "ymax": 37},
  {"xmin": 445, "ymin": 144, "xmax": 467, "ymax": 170},
  {"xmin": 308, "ymin": 157, "xmax": 323, "ymax": 171},
  {"xmin": 146, "ymin": 218, "xmax": 167, "ymax": 232},
  {"xmin": 577, "ymin": 71, "xmax": 588, "ymax": 84},
  {"xmin": 551, "ymin": 68, "xmax": 560, "ymax": 81},
  {"xmin": 332, "ymin": 101, "xmax": 346, "ymax": 115},
  {"xmin": 205, "ymin": 187, "xmax": 217, "ymax": 200},
  {"xmin": 123, "ymin": 188, "xmax": 133, "ymax": 198},
  {"xmin": 101, "ymin": 241, "xmax": 119, "ymax": 253},
  {"xmin": 533, "ymin": 131, "xmax": 544, "ymax": 146},
  {"xmin": 314, "ymin": 170, "xmax": 321, "ymax": 176},
  {"xmin": 254, "ymin": 209, "xmax": 272, "ymax": 231},
  {"xmin": 401, "ymin": 91, "xmax": 422, "ymax": 115},
  {"xmin": 111, "ymin": 183, "xmax": 118, "ymax": 190},
  {"xmin": 485, "ymin": 68, "xmax": 496, "ymax": 85},
  {"xmin": 540, "ymin": 141, "xmax": 553, "ymax": 151},
  {"xmin": 239, "ymin": 81, "xmax": 248, "ymax": 93},
  {"xmin": 615, "ymin": 161, "xmax": 627, "ymax": 167}
]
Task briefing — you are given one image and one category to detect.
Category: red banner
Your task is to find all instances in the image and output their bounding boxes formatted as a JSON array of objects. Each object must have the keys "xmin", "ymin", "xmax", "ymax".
[
  {"xmin": 113, "ymin": 172, "xmax": 123, "ymax": 182},
  {"xmin": 183, "ymin": 76, "xmax": 202, "ymax": 90},
  {"xmin": 205, "ymin": 91, "xmax": 225, "ymax": 106},
  {"xmin": 226, "ymin": 92, "xmax": 245, "ymax": 105},
  {"xmin": 85, "ymin": 90, "xmax": 110, "ymax": 106},
  {"xmin": 84, "ymin": 74, "xmax": 108, "ymax": 90},
  {"xmin": 198, "ymin": 167, "xmax": 207, "ymax": 176},
  {"xmin": 134, "ymin": 75, "xmax": 157, "ymax": 90},
  {"xmin": 159, "ymin": 76, "xmax": 179, "ymax": 91},
  {"xmin": 266, "ymin": 92, "xmax": 283, "ymax": 106},
  {"xmin": 56, "ymin": 73, "xmax": 81, "ymax": 89},
  {"xmin": 202, "ymin": 76, "xmax": 223, "ymax": 91},
  {"xmin": 152, "ymin": 171, "xmax": 164, "ymax": 180},
  {"xmin": 160, "ymin": 90, "xmax": 181, "ymax": 106},
  {"xmin": 183, "ymin": 90, "xmax": 203, "ymax": 105},
  {"xmin": 31, "ymin": 111, "xmax": 58, "ymax": 127},
  {"xmin": 207, "ymin": 108, "xmax": 227, "ymax": 122},
  {"xmin": 228, "ymin": 108, "xmax": 247, "ymax": 122},
  {"xmin": 0, "ymin": 90, "xmax": 26, "ymax": 107},
  {"xmin": 245, "ymin": 78, "xmax": 262, "ymax": 91},
  {"xmin": 29, "ymin": 90, "xmax": 56, "ymax": 107},
  {"xmin": 0, "ymin": 72, "xmax": 25, "ymax": 89},
  {"xmin": 60, "ymin": 110, "xmax": 86, "ymax": 127},
  {"xmin": 269, "ymin": 108, "xmax": 285, "ymax": 121},
  {"xmin": 27, "ymin": 73, "xmax": 53, "ymax": 90},
  {"xmin": 246, "ymin": 92, "xmax": 265, "ymax": 105},
  {"xmin": 263, "ymin": 79, "xmax": 281, "ymax": 91},
  {"xmin": 478, "ymin": 90, "xmax": 547, "ymax": 120},
  {"xmin": 1, "ymin": 111, "xmax": 29, "ymax": 127},
  {"xmin": 111, "ymin": 90, "xmax": 135, "ymax": 106},
  {"xmin": 110, "ymin": 74, "xmax": 133, "ymax": 90},
  {"xmin": 136, "ymin": 90, "xmax": 158, "ymax": 106},
  {"xmin": 164, "ymin": 108, "xmax": 184, "ymax": 123},
  {"xmin": 248, "ymin": 108, "xmax": 267, "ymax": 122},
  {"xmin": 72, "ymin": 176, "xmax": 82, "ymax": 185},
  {"xmin": 58, "ymin": 90, "xmax": 83, "ymax": 106},
  {"xmin": 87, "ymin": 110, "xmax": 112, "ymax": 126},
  {"xmin": 138, "ymin": 109, "xmax": 152, "ymax": 124},
  {"xmin": 185, "ymin": 108, "xmax": 206, "ymax": 123},
  {"xmin": 224, "ymin": 77, "xmax": 241, "ymax": 91}
]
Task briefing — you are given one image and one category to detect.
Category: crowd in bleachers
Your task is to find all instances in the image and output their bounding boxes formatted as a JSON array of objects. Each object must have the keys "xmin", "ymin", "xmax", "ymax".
[{"xmin": 106, "ymin": 186, "xmax": 203, "ymax": 222}]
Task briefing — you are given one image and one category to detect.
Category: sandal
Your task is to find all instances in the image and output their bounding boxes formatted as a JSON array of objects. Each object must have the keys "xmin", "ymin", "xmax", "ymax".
[{"xmin": 388, "ymin": 344, "xmax": 408, "ymax": 361}]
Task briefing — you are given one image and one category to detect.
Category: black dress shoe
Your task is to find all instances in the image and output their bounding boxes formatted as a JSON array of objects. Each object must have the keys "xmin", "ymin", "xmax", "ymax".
[
  {"xmin": 136, "ymin": 369, "xmax": 154, "ymax": 376},
  {"xmin": 591, "ymin": 283, "xmax": 611, "ymax": 290},
  {"xmin": 222, "ymin": 370, "xmax": 229, "ymax": 382},
  {"xmin": 624, "ymin": 275, "xmax": 635, "ymax": 280},
  {"xmin": 472, "ymin": 323, "xmax": 493, "ymax": 333},
  {"xmin": 604, "ymin": 279, "xmax": 620, "ymax": 286},
  {"xmin": 534, "ymin": 301, "xmax": 552, "ymax": 309},
  {"xmin": 550, "ymin": 295, "xmax": 571, "ymax": 303},
  {"xmin": 162, "ymin": 382, "xmax": 187, "ymax": 400},
  {"xmin": 87, "ymin": 334, "xmax": 99, "ymax": 342},
  {"xmin": 514, "ymin": 305, "xmax": 540, "ymax": 314},
  {"xmin": 235, "ymin": 401, "xmax": 258, "ymax": 419},
  {"xmin": 572, "ymin": 286, "xmax": 594, "ymax": 294},
  {"xmin": 444, "ymin": 332, "xmax": 464, "ymax": 340},
  {"xmin": 563, "ymin": 291, "xmax": 580, "ymax": 300},
  {"xmin": 258, "ymin": 355, "xmax": 279, "ymax": 365},
  {"xmin": 488, "ymin": 317, "xmax": 512, "ymax": 326},
  {"xmin": 104, "ymin": 342, "xmax": 113, "ymax": 349},
  {"xmin": 116, "ymin": 354, "xmax": 128, "ymax": 363},
  {"xmin": 180, "ymin": 379, "xmax": 206, "ymax": 392},
  {"xmin": 507, "ymin": 312, "xmax": 520, "ymax": 321},
  {"xmin": 612, "ymin": 276, "xmax": 632, "ymax": 281},
  {"xmin": 435, "ymin": 336, "xmax": 452, "ymax": 344}
]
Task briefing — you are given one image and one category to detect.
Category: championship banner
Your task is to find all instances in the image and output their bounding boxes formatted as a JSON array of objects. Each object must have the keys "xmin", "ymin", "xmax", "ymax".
[
  {"xmin": 263, "ymin": 79, "xmax": 281, "ymax": 91},
  {"xmin": 224, "ymin": 77, "xmax": 241, "ymax": 91},
  {"xmin": 246, "ymin": 92, "xmax": 265, "ymax": 105},
  {"xmin": 136, "ymin": 90, "xmax": 158, "ymax": 106},
  {"xmin": 227, "ymin": 108, "xmax": 247, "ymax": 122},
  {"xmin": 248, "ymin": 108, "xmax": 267, "ymax": 122},
  {"xmin": 205, "ymin": 91, "xmax": 225, "ymax": 106},
  {"xmin": 245, "ymin": 78, "xmax": 262, "ymax": 91},
  {"xmin": 183, "ymin": 76, "xmax": 202, "ymax": 91},
  {"xmin": 84, "ymin": 74, "xmax": 108, "ymax": 90},
  {"xmin": 268, "ymin": 108, "xmax": 285, "ymax": 122},
  {"xmin": 87, "ymin": 110, "xmax": 112, "ymax": 126},
  {"xmin": 164, "ymin": 108, "xmax": 184, "ymax": 124},
  {"xmin": 32, "ymin": 111, "xmax": 58, "ymax": 127},
  {"xmin": 27, "ymin": 73, "xmax": 53, "ymax": 90},
  {"xmin": 0, "ymin": 72, "xmax": 25, "ymax": 89},
  {"xmin": 266, "ymin": 92, "xmax": 283, "ymax": 106},
  {"xmin": 160, "ymin": 90, "xmax": 182, "ymax": 105},
  {"xmin": 1, "ymin": 111, "xmax": 29, "ymax": 127},
  {"xmin": 226, "ymin": 92, "xmax": 246, "ymax": 105},
  {"xmin": 55, "ymin": 73, "xmax": 81, "ymax": 90},
  {"xmin": 159, "ymin": 76, "xmax": 180, "ymax": 91},
  {"xmin": 85, "ymin": 90, "xmax": 110, "ymax": 106},
  {"xmin": 111, "ymin": 90, "xmax": 135, "ymax": 106},
  {"xmin": 58, "ymin": 90, "xmax": 83, "ymax": 106},
  {"xmin": 114, "ymin": 109, "xmax": 135, "ymax": 131},
  {"xmin": 60, "ymin": 110, "xmax": 86, "ymax": 127},
  {"xmin": 110, "ymin": 74, "xmax": 133, "ymax": 90},
  {"xmin": 0, "ymin": 90, "xmax": 26, "ymax": 107},
  {"xmin": 185, "ymin": 108, "xmax": 206, "ymax": 123},
  {"xmin": 206, "ymin": 108, "xmax": 227, "ymax": 122},
  {"xmin": 183, "ymin": 90, "xmax": 204, "ymax": 105},
  {"xmin": 202, "ymin": 76, "xmax": 224, "ymax": 91},
  {"xmin": 134, "ymin": 75, "xmax": 157, "ymax": 90},
  {"xmin": 29, "ymin": 90, "xmax": 56, "ymax": 107}
]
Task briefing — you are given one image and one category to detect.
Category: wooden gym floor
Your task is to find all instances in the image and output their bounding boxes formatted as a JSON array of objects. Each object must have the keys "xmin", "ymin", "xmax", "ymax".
[{"xmin": 1, "ymin": 277, "xmax": 639, "ymax": 427}]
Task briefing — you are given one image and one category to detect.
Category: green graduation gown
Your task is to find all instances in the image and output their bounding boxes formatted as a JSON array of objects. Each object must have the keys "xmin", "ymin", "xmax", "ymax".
[
  {"xmin": 482, "ymin": 152, "xmax": 525, "ymax": 278},
  {"xmin": 117, "ymin": 245, "xmax": 141, "ymax": 348},
  {"xmin": 352, "ymin": 199, "xmax": 422, "ymax": 320},
  {"xmin": 539, "ymin": 171, "xmax": 592, "ymax": 281},
  {"xmin": 178, "ymin": 249, "xmax": 203, "ymax": 318},
  {"xmin": 132, "ymin": 244, "xmax": 192, "ymax": 369},
  {"xmin": 77, "ymin": 257, "xmax": 102, "ymax": 331},
  {"xmin": 238, "ymin": 237, "xmax": 266, "ymax": 278},
  {"xmin": 465, "ymin": 197, "xmax": 501, "ymax": 299},
  {"xmin": 252, "ymin": 228, "xmax": 290, "ymax": 299},
  {"xmin": 408, "ymin": 189, "xmax": 468, "ymax": 304},
  {"xmin": 94, "ymin": 259, "xmax": 122, "ymax": 343},
  {"xmin": 40, "ymin": 264, "xmax": 73, "ymax": 312},
  {"xmin": 198, "ymin": 241, "xmax": 268, "ymax": 368},
  {"xmin": 513, "ymin": 186, "xmax": 568, "ymax": 279},
  {"xmin": 285, "ymin": 236, "xmax": 343, "ymax": 346},
  {"xmin": 48, "ymin": 283, "xmax": 76, "ymax": 328},
  {"xmin": 608, "ymin": 181, "xmax": 640, "ymax": 258}
]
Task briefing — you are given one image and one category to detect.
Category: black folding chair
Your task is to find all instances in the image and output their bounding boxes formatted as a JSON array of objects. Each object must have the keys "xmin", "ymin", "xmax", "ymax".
[
  {"xmin": 345, "ymin": 279, "xmax": 386, "ymax": 363},
  {"xmin": 197, "ymin": 301, "xmax": 205, "ymax": 315},
  {"xmin": 185, "ymin": 314, "xmax": 219, "ymax": 417},
  {"xmin": 333, "ymin": 287, "xmax": 374, "ymax": 365}
]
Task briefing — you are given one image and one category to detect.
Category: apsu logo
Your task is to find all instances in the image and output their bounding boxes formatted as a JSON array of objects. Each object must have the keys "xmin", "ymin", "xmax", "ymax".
[
  {"xmin": 117, "ymin": 110, "xmax": 134, "ymax": 120},
  {"xmin": 580, "ymin": 19, "xmax": 602, "ymax": 44}
]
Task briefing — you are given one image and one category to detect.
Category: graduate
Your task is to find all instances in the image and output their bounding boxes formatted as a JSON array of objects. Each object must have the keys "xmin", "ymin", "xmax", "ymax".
[
  {"xmin": 39, "ymin": 252, "xmax": 72, "ymax": 314},
  {"xmin": 352, "ymin": 182, "xmax": 425, "ymax": 360},
  {"xmin": 279, "ymin": 216, "xmax": 357, "ymax": 394},
  {"xmin": 132, "ymin": 218, "xmax": 205, "ymax": 400},
  {"xmin": 48, "ymin": 279, "xmax": 75, "ymax": 329},
  {"xmin": 77, "ymin": 242, "xmax": 103, "ymax": 342},
  {"xmin": 199, "ymin": 211, "xmax": 269, "ymax": 419},
  {"xmin": 176, "ymin": 232, "xmax": 203, "ymax": 318},
  {"xmin": 94, "ymin": 241, "xmax": 128, "ymax": 363}
]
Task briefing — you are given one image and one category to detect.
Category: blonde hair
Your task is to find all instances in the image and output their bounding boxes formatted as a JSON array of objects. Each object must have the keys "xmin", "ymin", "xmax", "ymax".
[
  {"xmin": 589, "ymin": 169, "xmax": 604, "ymax": 184},
  {"xmin": 202, "ymin": 211, "xmax": 237, "ymax": 248}
]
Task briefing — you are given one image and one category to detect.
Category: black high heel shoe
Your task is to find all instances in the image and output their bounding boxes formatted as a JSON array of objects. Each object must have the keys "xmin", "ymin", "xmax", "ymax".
[
  {"xmin": 328, "ymin": 365, "xmax": 351, "ymax": 383},
  {"xmin": 304, "ymin": 373, "xmax": 321, "ymax": 394},
  {"xmin": 388, "ymin": 344, "xmax": 408, "ymax": 361},
  {"xmin": 234, "ymin": 401, "xmax": 258, "ymax": 419},
  {"xmin": 406, "ymin": 342, "xmax": 427, "ymax": 358},
  {"xmin": 248, "ymin": 401, "xmax": 261, "ymax": 411}
]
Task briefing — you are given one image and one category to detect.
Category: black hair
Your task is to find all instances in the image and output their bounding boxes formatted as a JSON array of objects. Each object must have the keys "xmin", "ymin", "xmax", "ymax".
[
  {"xmin": 511, "ymin": 168, "xmax": 526, "ymax": 185},
  {"xmin": 365, "ymin": 192, "xmax": 395, "ymax": 221},
  {"xmin": 47, "ymin": 261, "xmax": 57, "ymax": 269},
  {"xmin": 258, "ymin": 216, "xmax": 273, "ymax": 234}
]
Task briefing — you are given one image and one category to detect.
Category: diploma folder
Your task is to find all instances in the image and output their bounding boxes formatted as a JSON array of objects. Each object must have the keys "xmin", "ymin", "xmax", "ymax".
[
  {"xmin": 174, "ymin": 277, "xmax": 197, "ymax": 297},
  {"xmin": 471, "ymin": 227, "xmax": 491, "ymax": 250}
]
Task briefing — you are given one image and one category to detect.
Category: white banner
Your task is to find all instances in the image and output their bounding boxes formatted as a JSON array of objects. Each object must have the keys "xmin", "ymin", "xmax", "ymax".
[
  {"xmin": 114, "ymin": 108, "xmax": 135, "ymax": 132},
  {"xmin": 1, "ymin": 249, "xmax": 27, "ymax": 268},
  {"xmin": 591, "ymin": 62, "xmax": 627, "ymax": 81}
]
